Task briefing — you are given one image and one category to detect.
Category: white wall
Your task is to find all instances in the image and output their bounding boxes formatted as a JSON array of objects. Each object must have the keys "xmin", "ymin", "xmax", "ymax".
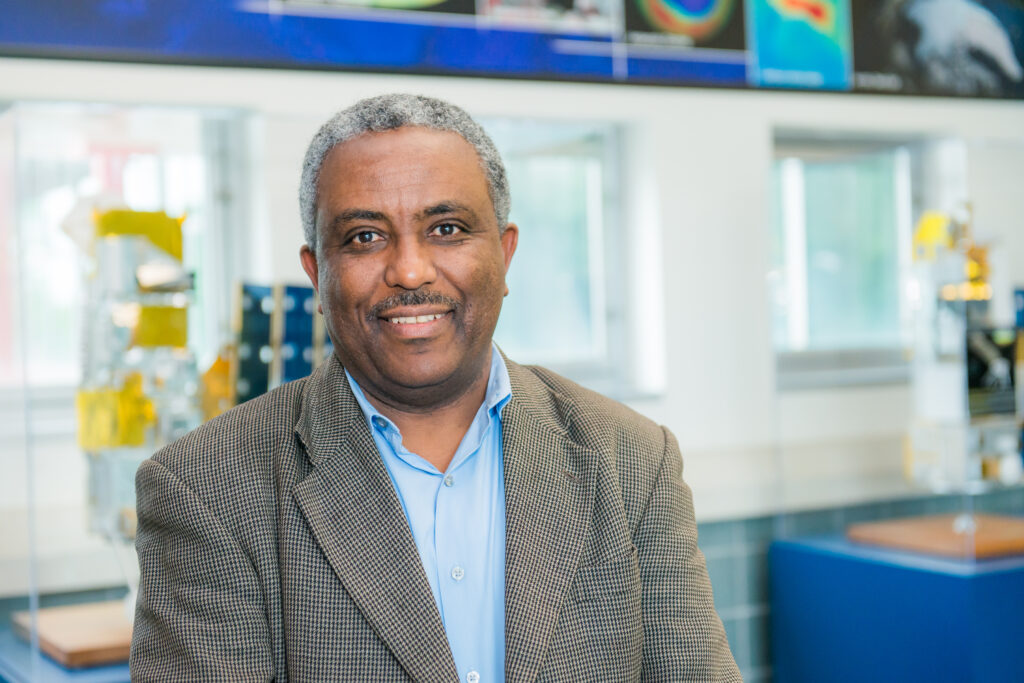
[
  {"xmin": 3, "ymin": 57, "xmax": 1024, "ymax": 526},
  {"xmin": 968, "ymin": 140, "xmax": 1024, "ymax": 327}
]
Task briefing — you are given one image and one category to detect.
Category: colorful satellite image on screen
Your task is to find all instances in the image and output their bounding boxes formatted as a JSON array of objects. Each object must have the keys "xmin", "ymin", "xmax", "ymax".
[
  {"xmin": 634, "ymin": 0, "xmax": 736, "ymax": 38},
  {"xmin": 750, "ymin": 0, "xmax": 852, "ymax": 89},
  {"xmin": 625, "ymin": 0, "xmax": 745, "ymax": 49}
]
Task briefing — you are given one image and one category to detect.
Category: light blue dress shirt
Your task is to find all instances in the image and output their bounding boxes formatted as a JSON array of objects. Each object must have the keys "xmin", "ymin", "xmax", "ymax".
[{"xmin": 346, "ymin": 347, "xmax": 510, "ymax": 683}]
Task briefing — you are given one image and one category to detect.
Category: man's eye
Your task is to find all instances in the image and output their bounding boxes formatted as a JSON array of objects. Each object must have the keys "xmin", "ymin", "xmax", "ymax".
[
  {"xmin": 351, "ymin": 231, "xmax": 380, "ymax": 245},
  {"xmin": 432, "ymin": 223, "xmax": 462, "ymax": 237}
]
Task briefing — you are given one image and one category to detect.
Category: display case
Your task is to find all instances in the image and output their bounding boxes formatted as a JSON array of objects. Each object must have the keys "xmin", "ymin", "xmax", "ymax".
[
  {"xmin": 764, "ymin": 135, "xmax": 1024, "ymax": 683},
  {"xmin": 0, "ymin": 101, "xmax": 248, "ymax": 681},
  {"xmin": 905, "ymin": 207, "xmax": 1023, "ymax": 492},
  {"xmin": 0, "ymin": 101, "xmax": 640, "ymax": 679}
]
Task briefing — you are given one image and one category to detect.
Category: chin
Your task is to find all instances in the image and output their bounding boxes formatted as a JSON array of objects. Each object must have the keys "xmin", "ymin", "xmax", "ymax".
[{"xmin": 380, "ymin": 356, "xmax": 460, "ymax": 389}]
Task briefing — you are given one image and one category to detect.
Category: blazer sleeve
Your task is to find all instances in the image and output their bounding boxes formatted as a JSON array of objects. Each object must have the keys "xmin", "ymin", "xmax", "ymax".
[
  {"xmin": 130, "ymin": 458, "xmax": 274, "ymax": 682},
  {"xmin": 636, "ymin": 427, "xmax": 743, "ymax": 682}
]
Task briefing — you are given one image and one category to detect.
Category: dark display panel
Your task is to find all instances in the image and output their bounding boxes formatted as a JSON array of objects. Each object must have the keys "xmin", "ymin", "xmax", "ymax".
[
  {"xmin": 1, "ymin": 0, "xmax": 1021, "ymax": 97},
  {"xmin": 853, "ymin": 0, "xmax": 1024, "ymax": 98}
]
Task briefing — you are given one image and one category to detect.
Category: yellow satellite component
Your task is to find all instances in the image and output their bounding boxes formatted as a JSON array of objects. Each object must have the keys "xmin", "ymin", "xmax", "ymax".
[
  {"xmin": 93, "ymin": 209, "xmax": 185, "ymax": 262},
  {"xmin": 76, "ymin": 373, "xmax": 156, "ymax": 449},
  {"xmin": 912, "ymin": 211, "xmax": 953, "ymax": 262},
  {"xmin": 939, "ymin": 282, "xmax": 993, "ymax": 302},
  {"xmin": 76, "ymin": 388, "xmax": 119, "ymax": 450},
  {"xmin": 133, "ymin": 305, "xmax": 188, "ymax": 348},
  {"xmin": 200, "ymin": 349, "xmax": 235, "ymax": 422},
  {"xmin": 116, "ymin": 373, "xmax": 156, "ymax": 445},
  {"xmin": 965, "ymin": 244, "xmax": 990, "ymax": 284}
]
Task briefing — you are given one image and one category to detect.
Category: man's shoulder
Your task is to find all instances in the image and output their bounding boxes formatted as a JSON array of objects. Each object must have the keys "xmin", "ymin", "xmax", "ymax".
[
  {"xmin": 508, "ymin": 361, "xmax": 667, "ymax": 458},
  {"xmin": 147, "ymin": 376, "xmax": 310, "ymax": 485}
]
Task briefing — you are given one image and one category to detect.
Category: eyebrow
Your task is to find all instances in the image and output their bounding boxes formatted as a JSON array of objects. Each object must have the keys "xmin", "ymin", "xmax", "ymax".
[
  {"xmin": 417, "ymin": 202, "xmax": 478, "ymax": 221},
  {"xmin": 331, "ymin": 208, "xmax": 387, "ymax": 227},
  {"xmin": 328, "ymin": 201, "xmax": 480, "ymax": 231}
]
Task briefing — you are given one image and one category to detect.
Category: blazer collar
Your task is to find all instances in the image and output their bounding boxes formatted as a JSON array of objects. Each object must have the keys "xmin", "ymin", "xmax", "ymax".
[
  {"xmin": 502, "ymin": 359, "xmax": 597, "ymax": 683},
  {"xmin": 293, "ymin": 354, "xmax": 355, "ymax": 467},
  {"xmin": 292, "ymin": 356, "xmax": 459, "ymax": 683}
]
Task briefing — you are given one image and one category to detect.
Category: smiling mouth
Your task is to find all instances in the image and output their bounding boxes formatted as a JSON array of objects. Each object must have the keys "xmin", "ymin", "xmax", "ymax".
[
  {"xmin": 386, "ymin": 313, "xmax": 447, "ymax": 324},
  {"xmin": 368, "ymin": 290, "xmax": 461, "ymax": 326}
]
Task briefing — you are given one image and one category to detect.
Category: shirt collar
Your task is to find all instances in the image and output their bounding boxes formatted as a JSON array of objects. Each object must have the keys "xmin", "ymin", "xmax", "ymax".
[{"xmin": 345, "ymin": 344, "xmax": 512, "ymax": 428}]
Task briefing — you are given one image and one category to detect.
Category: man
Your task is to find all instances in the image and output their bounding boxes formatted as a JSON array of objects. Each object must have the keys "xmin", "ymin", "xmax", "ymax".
[{"xmin": 131, "ymin": 94, "xmax": 740, "ymax": 682}]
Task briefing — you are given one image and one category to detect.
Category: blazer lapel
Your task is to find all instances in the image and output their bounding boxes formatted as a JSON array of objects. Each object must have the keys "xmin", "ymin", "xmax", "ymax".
[
  {"xmin": 502, "ymin": 362, "xmax": 597, "ymax": 683},
  {"xmin": 292, "ymin": 357, "xmax": 458, "ymax": 683}
]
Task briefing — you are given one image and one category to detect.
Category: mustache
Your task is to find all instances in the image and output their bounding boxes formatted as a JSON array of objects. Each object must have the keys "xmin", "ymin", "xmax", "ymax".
[{"xmin": 368, "ymin": 290, "xmax": 461, "ymax": 320}]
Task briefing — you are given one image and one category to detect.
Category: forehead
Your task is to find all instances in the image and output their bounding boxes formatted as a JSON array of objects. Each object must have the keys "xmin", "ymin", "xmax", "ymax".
[{"xmin": 316, "ymin": 127, "xmax": 492, "ymax": 217}]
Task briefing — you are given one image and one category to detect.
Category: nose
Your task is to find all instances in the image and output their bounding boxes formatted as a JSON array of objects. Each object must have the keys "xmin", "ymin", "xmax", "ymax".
[{"xmin": 384, "ymin": 234, "xmax": 437, "ymax": 290}]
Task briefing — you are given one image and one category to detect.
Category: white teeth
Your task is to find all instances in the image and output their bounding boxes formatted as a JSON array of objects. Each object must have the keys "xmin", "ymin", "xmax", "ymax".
[{"xmin": 388, "ymin": 313, "xmax": 444, "ymax": 324}]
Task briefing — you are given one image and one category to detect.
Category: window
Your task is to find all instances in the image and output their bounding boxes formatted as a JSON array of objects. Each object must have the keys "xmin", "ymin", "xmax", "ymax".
[
  {"xmin": 484, "ymin": 119, "xmax": 636, "ymax": 397},
  {"xmin": 767, "ymin": 137, "xmax": 966, "ymax": 388}
]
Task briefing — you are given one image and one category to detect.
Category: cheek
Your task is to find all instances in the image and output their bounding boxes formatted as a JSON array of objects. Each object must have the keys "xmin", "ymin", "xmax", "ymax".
[
  {"xmin": 325, "ymin": 258, "xmax": 364, "ymax": 297},
  {"xmin": 317, "ymin": 264, "xmax": 361, "ymax": 322},
  {"xmin": 461, "ymin": 258, "xmax": 509, "ymax": 319}
]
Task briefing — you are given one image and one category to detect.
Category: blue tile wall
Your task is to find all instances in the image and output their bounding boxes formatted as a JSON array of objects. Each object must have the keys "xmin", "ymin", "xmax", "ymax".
[{"xmin": 697, "ymin": 487, "xmax": 1024, "ymax": 682}]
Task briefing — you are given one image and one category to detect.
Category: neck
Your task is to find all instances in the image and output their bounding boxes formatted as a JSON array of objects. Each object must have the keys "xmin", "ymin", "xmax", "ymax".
[{"xmin": 356, "ymin": 357, "xmax": 493, "ymax": 473}]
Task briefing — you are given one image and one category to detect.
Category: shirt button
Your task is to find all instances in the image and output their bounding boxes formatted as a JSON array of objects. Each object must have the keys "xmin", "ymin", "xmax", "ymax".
[
  {"xmin": 450, "ymin": 565, "xmax": 465, "ymax": 581},
  {"xmin": 371, "ymin": 416, "xmax": 386, "ymax": 430},
  {"xmin": 467, "ymin": 672, "xmax": 480, "ymax": 683},
  {"xmin": 443, "ymin": 474, "xmax": 454, "ymax": 487}
]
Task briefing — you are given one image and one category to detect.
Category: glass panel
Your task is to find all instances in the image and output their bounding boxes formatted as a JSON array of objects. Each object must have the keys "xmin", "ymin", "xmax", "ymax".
[
  {"xmin": 0, "ymin": 101, "xmax": 44, "ymax": 681},
  {"xmin": 0, "ymin": 101, "xmax": 246, "ymax": 680},
  {"xmin": 766, "ymin": 136, "xmax": 1024, "ymax": 683}
]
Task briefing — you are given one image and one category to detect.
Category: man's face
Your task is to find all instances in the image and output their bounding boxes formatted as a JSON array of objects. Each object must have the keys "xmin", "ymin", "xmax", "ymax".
[{"xmin": 300, "ymin": 126, "xmax": 518, "ymax": 410}]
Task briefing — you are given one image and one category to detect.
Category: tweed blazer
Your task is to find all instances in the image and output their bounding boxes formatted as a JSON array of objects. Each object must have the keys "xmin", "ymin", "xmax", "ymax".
[{"xmin": 131, "ymin": 355, "xmax": 741, "ymax": 682}]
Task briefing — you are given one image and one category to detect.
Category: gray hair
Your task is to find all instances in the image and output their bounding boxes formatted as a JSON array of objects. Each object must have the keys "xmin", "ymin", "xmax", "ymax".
[{"xmin": 299, "ymin": 93, "xmax": 510, "ymax": 249}]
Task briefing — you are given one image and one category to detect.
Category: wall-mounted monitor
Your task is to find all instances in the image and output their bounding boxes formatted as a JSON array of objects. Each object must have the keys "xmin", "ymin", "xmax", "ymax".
[{"xmin": 2, "ymin": 0, "xmax": 1022, "ymax": 98}]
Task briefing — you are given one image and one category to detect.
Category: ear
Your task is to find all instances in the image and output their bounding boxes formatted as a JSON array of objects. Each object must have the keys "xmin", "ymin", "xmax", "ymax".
[
  {"xmin": 299, "ymin": 245, "xmax": 323, "ymax": 313},
  {"xmin": 499, "ymin": 223, "xmax": 519, "ymax": 297}
]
